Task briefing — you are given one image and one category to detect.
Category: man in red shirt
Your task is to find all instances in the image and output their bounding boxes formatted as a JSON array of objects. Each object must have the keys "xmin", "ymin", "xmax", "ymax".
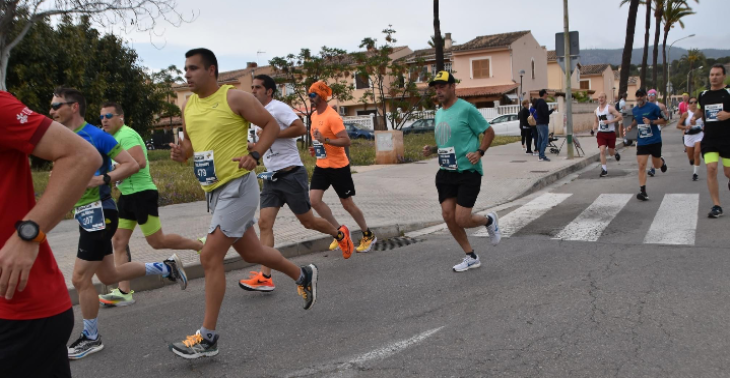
[{"xmin": 0, "ymin": 91, "xmax": 101, "ymax": 377}]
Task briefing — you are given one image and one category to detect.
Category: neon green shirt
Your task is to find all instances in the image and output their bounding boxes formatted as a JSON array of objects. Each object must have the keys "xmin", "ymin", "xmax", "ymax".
[{"xmin": 112, "ymin": 125, "xmax": 157, "ymax": 194}]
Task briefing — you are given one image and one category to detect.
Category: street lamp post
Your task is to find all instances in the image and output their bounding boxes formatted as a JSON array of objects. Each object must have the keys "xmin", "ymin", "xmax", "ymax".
[
  {"xmin": 687, "ymin": 65, "xmax": 703, "ymax": 95},
  {"xmin": 563, "ymin": 0, "xmax": 574, "ymax": 159},
  {"xmin": 667, "ymin": 34, "xmax": 695, "ymax": 100},
  {"xmin": 519, "ymin": 69, "xmax": 525, "ymax": 103}
]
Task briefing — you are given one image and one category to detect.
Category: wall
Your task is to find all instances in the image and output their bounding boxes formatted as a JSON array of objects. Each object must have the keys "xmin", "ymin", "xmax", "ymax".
[
  {"xmin": 547, "ymin": 61, "xmax": 580, "ymax": 91},
  {"xmin": 510, "ymin": 33, "xmax": 548, "ymax": 97},
  {"xmin": 452, "ymin": 49, "xmax": 513, "ymax": 88}
]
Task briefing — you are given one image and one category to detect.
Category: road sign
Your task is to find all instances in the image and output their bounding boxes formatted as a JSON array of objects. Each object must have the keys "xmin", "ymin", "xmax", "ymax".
[{"xmin": 555, "ymin": 31, "xmax": 579, "ymax": 57}]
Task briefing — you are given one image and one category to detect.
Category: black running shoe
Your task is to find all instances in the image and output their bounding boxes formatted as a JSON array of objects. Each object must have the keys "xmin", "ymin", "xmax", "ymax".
[
  {"xmin": 169, "ymin": 331, "xmax": 219, "ymax": 359},
  {"xmin": 600, "ymin": 169, "xmax": 608, "ymax": 177},
  {"xmin": 68, "ymin": 333, "xmax": 104, "ymax": 360},
  {"xmin": 693, "ymin": 173, "xmax": 699, "ymax": 181},
  {"xmin": 615, "ymin": 152, "xmax": 621, "ymax": 161},
  {"xmin": 709, "ymin": 205, "xmax": 723, "ymax": 218},
  {"xmin": 297, "ymin": 264, "xmax": 318, "ymax": 310},
  {"xmin": 637, "ymin": 192, "xmax": 649, "ymax": 201},
  {"xmin": 660, "ymin": 157, "xmax": 668, "ymax": 173},
  {"xmin": 163, "ymin": 253, "xmax": 188, "ymax": 290},
  {"xmin": 648, "ymin": 168, "xmax": 655, "ymax": 177}
]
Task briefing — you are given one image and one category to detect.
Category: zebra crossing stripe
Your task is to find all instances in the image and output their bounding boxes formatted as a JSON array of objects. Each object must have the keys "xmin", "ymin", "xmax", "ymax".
[
  {"xmin": 644, "ymin": 193, "xmax": 699, "ymax": 245},
  {"xmin": 554, "ymin": 194, "xmax": 632, "ymax": 242},
  {"xmin": 474, "ymin": 193, "xmax": 572, "ymax": 238}
]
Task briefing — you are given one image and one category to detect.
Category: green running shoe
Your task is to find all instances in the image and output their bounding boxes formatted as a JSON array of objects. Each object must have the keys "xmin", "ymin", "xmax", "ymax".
[{"xmin": 98, "ymin": 288, "xmax": 135, "ymax": 307}]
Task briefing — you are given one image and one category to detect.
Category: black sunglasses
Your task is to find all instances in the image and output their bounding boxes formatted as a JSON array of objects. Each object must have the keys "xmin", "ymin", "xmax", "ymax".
[
  {"xmin": 308, "ymin": 93, "xmax": 318, "ymax": 99},
  {"xmin": 689, "ymin": 101, "xmax": 697, "ymax": 104},
  {"xmin": 50, "ymin": 101, "xmax": 75, "ymax": 111},
  {"xmin": 99, "ymin": 113, "xmax": 120, "ymax": 120}
]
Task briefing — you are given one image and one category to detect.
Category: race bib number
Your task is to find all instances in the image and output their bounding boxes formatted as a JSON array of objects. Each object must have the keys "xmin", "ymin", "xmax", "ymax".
[
  {"xmin": 438, "ymin": 147, "xmax": 458, "ymax": 171},
  {"xmin": 313, "ymin": 140, "xmax": 327, "ymax": 160},
  {"xmin": 74, "ymin": 201, "xmax": 106, "ymax": 232},
  {"xmin": 256, "ymin": 171, "xmax": 278, "ymax": 182},
  {"xmin": 194, "ymin": 150, "xmax": 218, "ymax": 186},
  {"xmin": 637, "ymin": 124, "xmax": 653, "ymax": 139},
  {"xmin": 706, "ymin": 103, "xmax": 723, "ymax": 122},
  {"xmin": 598, "ymin": 120, "xmax": 608, "ymax": 131}
]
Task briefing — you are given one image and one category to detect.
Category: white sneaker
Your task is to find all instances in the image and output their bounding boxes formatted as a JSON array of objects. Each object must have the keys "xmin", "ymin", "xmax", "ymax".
[
  {"xmin": 453, "ymin": 255, "xmax": 481, "ymax": 272},
  {"xmin": 485, "ymin": 212, "xmax": 501, "ymax": 245}
]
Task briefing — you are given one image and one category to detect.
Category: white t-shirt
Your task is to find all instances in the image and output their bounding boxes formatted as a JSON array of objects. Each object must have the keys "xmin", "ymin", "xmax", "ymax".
[
  {"xmin": 253, "ymin": 99, "xmax": 304, "ymax": 172},
  {"xmin": 595, "ymin": 104, "xmax": 616, "ymax": 133}
]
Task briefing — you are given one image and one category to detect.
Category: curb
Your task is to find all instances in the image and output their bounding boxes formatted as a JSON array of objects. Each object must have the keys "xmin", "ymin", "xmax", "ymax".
[
  {"xmin": 68, "ymin": 140, "xmax": 620, "ymax": 305},
  {"xmin": 69, "ymin": 220, "xmax": 443, "ymax": 305}
]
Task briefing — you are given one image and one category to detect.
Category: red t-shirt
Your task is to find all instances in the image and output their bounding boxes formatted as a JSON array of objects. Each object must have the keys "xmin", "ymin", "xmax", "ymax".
[
  {"xmin": 0, "ymin": 91, "xmax": 72, "ymax": 320},
  {"xmin": 679, "ymin": 101, "xmax": 688, "ymax": 115}
]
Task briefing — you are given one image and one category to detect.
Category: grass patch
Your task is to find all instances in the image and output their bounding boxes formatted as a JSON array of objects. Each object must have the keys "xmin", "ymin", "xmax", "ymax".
[{"xmin": 33, "ymin": 132, "xmax": 521, "ymax": 213}]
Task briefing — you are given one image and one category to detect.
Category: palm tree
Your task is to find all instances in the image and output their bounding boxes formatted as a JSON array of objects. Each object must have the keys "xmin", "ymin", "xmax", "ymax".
[
  {"xmin": 661, "ymin": 0, "xmax": 696, "ymax": 103},
  {"xmin": 619, "ymin": 0, "xmax": 641, "ymax": 109},
  {"xmin": 652, "ymin": 0, "xmax": 665, "ymax": 91},
  {"xmin": 621, "ymin": 0, "xmax": 653, "ymax": 89},
  {"xmin": 433, "ymin": 0, "xmax": 444, "ymax": 72},
  {"xmin": 681, "ymin": 48, "xmax": 704, "ymax": 94}
]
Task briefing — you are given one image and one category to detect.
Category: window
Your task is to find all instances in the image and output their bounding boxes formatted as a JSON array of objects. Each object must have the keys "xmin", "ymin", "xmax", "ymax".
[
  {"xmin": 355, "ymin": 74, "xmax": 370, "ymax": 90},
  {"xmin": 531, "ymin": 59, "xmax": 535, "ymax": 80},
  {"xmin": 580, "ymin": 80, "xmax": 590, "ymax": 90},
  {"xmin": 412, "ymin": 66, "xmax": 429, "ymax": 83},
  {"xmin": 471, "ymin": 58, "xmax": 491, "ymax": 79},
  {"xmin": 430, "ymin": 62, "xmax": 453, "ymax": 76}
]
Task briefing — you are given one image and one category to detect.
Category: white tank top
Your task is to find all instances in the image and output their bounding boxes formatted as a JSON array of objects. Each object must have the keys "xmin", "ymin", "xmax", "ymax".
[
  {"xmin": 684, "ymin": 111, "xmax": 704, "ymax": 134},
  {"xmin": 595, "ymin": 104, "xmax": 615, "ymax": 133}
]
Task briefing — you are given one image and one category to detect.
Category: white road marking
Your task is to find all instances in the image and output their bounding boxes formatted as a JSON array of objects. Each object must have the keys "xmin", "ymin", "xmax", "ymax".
[
  {"xmin": 644, "ymin": 193, "xmax": 699, "ymax": 245},
  {"xmin": 286, "ymin": 326, "xmax": 444, "ymax": 378},
  {"xmin": 474, "ymin": 193, "xmax": 572, "ymax": 238},
  {"xmin": 554, "ymin": 194, "xmax": 632, "ymax": 242}
]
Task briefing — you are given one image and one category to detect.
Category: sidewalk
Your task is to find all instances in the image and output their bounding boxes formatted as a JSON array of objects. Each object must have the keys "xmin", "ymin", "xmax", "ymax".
[{"xmin": 48, "ymin": 133, "xmax": 609, "ymax": 302}]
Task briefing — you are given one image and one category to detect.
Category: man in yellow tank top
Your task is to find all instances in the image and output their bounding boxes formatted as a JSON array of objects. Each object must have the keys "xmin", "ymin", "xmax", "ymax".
[{"xmin": 167, "ymin": 49, "xmax": 319, "ymax": 359}]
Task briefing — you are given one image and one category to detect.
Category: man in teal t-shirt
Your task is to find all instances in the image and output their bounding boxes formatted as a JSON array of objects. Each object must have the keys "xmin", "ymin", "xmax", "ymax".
[
  {"xmin": 98, "ymin": 102, "xmax": 204, "ymax": 307},
  {"xmin": 422, "ymin": 71, "xmax": 502, "ymax": 273}
]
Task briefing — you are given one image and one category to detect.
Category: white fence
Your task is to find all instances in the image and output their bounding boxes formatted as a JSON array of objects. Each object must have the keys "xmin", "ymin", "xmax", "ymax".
[{"xmin": 341, "ymin": 115, "xmax": 374, "ymax": 129}]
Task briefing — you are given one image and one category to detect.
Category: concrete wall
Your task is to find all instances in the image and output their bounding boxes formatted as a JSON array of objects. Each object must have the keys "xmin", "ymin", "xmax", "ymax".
[
  {"xmin": 510, "ymin": 33, "xmax": 548, "ymax": 97},
  {"xmin": 452, "ymin": 49, "xmax": 513, "ymax": 88},
  {"xmin": 547, "ymin": 61, "xmax": 580, "ymax": 91}
]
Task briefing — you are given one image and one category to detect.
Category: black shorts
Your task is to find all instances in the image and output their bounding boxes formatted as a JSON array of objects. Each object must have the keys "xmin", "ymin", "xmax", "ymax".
[
  {"xmin": 636, "ymin": 142, "xmax": 662, "ymax": 158},
  {"xmin": 260, "ymin": 166, "xmax": 312, "ymax": 215},
  {"xmin": 118, "ymin": 190, "xmax": 159, "ymax": 225},
  {"xmin": 310, "ymin": 165, "xmax": 356, "ymax": 199},
  {"xmin": 700, "ymin": 140, "xmax": 730, "ymax": 159},
  {"xmin": 435, "ymin": 169, "xmax": 482, "ymax": 208},
  {"xmin": 0, "ymin": 308, "xmax": 73, "ymax": 378},
  {"xmin": 77, "ymin": 208, "xmax": 118, "ymax": 261}
]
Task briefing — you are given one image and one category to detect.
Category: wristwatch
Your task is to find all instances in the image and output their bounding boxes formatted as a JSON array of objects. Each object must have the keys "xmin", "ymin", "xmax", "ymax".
[
  {"xmin": 102, "ymin": 173, "xmax": 112, "ymax": 185},
  {"xmin": 477, "ymin": 149, "xmax": 486, "ymax": 156},
  {"xmin": 15, "ymin": 220, "xmax": 46, "ymax": 243},
  {"xmin": 249, "ymin": 151, "xmax": 261, "ymax": 164},
  {"xmin": 324, "ymin": 138, "xmax": 331, "ymax": 144}
]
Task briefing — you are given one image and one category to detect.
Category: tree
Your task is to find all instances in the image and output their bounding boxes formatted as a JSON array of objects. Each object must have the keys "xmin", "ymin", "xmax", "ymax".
[
  {"xmin": 433, "ymin": 0, "xmax": 444, "ymax": 72},
  {"xmin": 652, "ymin": 0, "xmax": 665, "ymax": 91},
  {"xmin": 661, "ymin": 0, "xmax": 696, "ymax": 103},
  {"xmin": 621, "ymin": 0, "xmax": 652, "ymax": 90},
  {"xmin": 0, "ymin": 0, "xmax": 193, "ymax": 90},
  {"xmin": 269, "ymin": 46, "xmax": 354, "ymax": 145},
  {"xmin": 151, "ymin": 64, "xmax": 184, "ymax": 127},
  {"xmin": 619, "ymin": 0, "xmax": 641, "ymax": 101},
  {"xmin": 681, "ymin": 48, "xmax": 705, "ymax": 94},
  {"xmin": 353, "ymin": 27, "xmax": 435, "ymax": 131},
  {"xmin": 6, "ymin": 16, "xmax": 168, "ymax": 135}
]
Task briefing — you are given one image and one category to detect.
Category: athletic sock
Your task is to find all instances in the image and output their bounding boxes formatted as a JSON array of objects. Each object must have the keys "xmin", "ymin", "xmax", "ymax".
[
  {"xmin": 200, "ymin": 327, "xmax": 216, "ymax": 343},
  {"xmin": 602, "ymin": 164, "xmax": 607, "ymax": 171},
  {"xmin": 335, "ymin": 231, "xmax": 344, "ymax": 241},
  {"xmin": 640, "ymin": 185, "xmax": 647, "ymax": 193},
  {"xmin": 363, "ymin": 229, "xmax": 373, "ymax": 238},
  {"xmin": 467, "ymin": 251, "xmax": 477, "ymax": 259},
  {"xmin": 118, "ymin": 288, "xmax": 128, "ymax": 295},
  {"xmin": 145, "ymin": 262, "xmax": 170, "ymax": 277},
  {"xmin": 82, "ymin": 318, "xmax": 99, "ymax": 340},
  {"xmin": 295, "ymin": 268, "xmax": 306, "ymax": 285},
  {"xmin": 693, "ymin": 166, "xmax": 698, "ymax": 174},
  {"xmin": 485, "ymin": 216, "xmax": 493, "ymax": 227},
  {"xmin": 262, "ymin": 273, "xmax": 271, "ymax": 279}
]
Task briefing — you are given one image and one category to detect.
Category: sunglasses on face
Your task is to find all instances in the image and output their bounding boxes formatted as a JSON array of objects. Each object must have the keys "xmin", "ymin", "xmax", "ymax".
[
  {"xmin": 99, "ymin": 113, "xmax": 119, "ymax": 120},
  {"xmin": 308, "ymin": 93, "xmax": 318, "ymax": 99},
  {"xmin": 50, "ymin": 101, "xmax": 75, "ymax": 111},
  {"xmin": 689, "ymin": 101, "xmax": 697, "ymax": 104}
]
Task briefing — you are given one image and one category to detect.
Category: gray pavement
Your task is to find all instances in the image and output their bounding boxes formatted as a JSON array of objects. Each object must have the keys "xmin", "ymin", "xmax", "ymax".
[
  {"xmin": 67, "ymin": 125, "xmax": 730, "ymax": 378},
  {"xmin": 49, "ymin": 131, "xmax": 605, "ymax": 293}
]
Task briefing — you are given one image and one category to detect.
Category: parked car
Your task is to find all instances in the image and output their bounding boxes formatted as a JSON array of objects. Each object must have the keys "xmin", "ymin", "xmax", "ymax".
[
  {"xmin": 345, "ymin": 122, "xmax": 374, "ymax": 140},
  {"xmin": 487, "ymin": 113, "xmax": 520, "ymax": 136},
  {"xmin": 403, "ymin": 118, "xmax": 435, "ymax": 134}
]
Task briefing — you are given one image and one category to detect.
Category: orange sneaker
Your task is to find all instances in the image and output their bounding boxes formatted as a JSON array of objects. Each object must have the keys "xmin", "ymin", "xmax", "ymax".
[
  {"xmin": 337, "ymin": 225, "xmax": 355, "ymax": 259},
  {"xmin": 238, "ymin": 271, "xmax": 275, "ymax": 292}
]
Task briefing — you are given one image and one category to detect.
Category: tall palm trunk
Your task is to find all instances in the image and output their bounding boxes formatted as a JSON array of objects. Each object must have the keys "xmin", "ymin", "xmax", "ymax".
[
  {"xmin": 433, "ymin": 0, "xmax": 444, "ymax": 72},
  {"xmin": 620, "ymin": 0, "xmax": 641, "ymax": 102},
  {"xmin": 640, "ymin": 0, "xmax": 651, "ymax": 87},
  {"xmin": 651, "ymin": 1, "xmax": 663, "ymax": 89},
  {"xmin": 661, "ymin": 26, "xmax": 669, "ymax": 104}
]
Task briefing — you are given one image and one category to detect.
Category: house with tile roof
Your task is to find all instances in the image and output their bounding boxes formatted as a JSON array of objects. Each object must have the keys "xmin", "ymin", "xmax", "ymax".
[{"xmin": 578, "ymin": 63, "xmax": 615, "ymax": 101}]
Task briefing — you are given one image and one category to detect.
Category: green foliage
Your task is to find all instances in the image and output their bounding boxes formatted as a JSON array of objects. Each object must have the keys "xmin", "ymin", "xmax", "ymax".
[
  {"xmin": 353, "ymin": 26, "xmax": 436, "ymax": 130},
  {"xmin": 6, "ymin": 16, "xmax": 166, "ymax": 137}
]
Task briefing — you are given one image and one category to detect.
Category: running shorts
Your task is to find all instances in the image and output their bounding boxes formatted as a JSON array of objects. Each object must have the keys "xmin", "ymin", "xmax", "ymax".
[
  {"xmin": 596, "ymin": 131, "xmax": 616, "ymax": 149},
  {"xmin": 260, "ymin": 166, "xmax": 311, "ymax": 215},
  {"xmin": 118, "ymin": 190, "xmax": 162, "ymax": 236},
  {"xmin": 435, "ymin": 169, "xmax": 482, "ymax": 208},
  {"xmin": 310, "ymin": 165, "xmax": 356, "ymax": 199},
  {"xmin": 206, "ymin": 172, "xmax": 258, "ymax": 239},
  {"xmin": 77, "ymin": 209, "xmax": 118, "ymax": 261},
  {"xmin": 636, "ymin": 142, "xmax": 662, "ymax": 158}
]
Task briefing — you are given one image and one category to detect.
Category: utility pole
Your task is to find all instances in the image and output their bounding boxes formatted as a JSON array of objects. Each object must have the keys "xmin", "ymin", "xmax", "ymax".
[{"xmin": 563, "ymin": 0, "xmax": 574, "ymax": 159}]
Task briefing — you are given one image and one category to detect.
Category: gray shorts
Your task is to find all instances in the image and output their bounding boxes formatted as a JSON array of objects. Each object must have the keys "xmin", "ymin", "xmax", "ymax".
[
  {"xmin": 206, "ymin": 173, "xmax": 258, "ymax": 238},
  {"xmin": 260, "ymin": 166, "xmax": 311, "ymax": 215}
]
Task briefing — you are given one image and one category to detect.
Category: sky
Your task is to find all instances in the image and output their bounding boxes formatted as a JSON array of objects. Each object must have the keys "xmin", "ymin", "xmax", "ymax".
[{"xmin": 108, "ymin": 0, "xmax": 729, "ymax": 73}]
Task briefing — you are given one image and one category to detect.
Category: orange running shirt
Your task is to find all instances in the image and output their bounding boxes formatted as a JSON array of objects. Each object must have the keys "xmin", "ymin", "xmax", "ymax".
[{"xmin": 310, "ymin": 106, "xmax": 349, "ymax": 169}]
